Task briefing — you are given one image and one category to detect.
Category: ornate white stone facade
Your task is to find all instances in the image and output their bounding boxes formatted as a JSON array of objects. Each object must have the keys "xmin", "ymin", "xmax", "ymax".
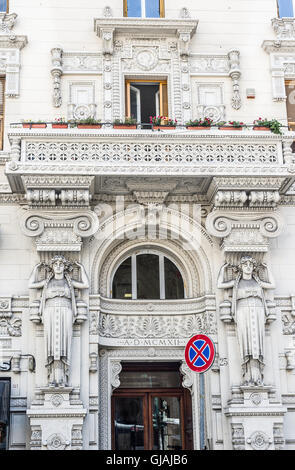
[{"xmin": 0, "ymin": 0, "xmax": 295, "ymax": 452}]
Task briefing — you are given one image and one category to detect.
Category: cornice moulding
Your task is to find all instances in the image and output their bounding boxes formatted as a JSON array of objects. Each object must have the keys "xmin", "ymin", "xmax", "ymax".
[
  {"xmin": 94, "ymin": 17, "xmax": 198, "ymax": 37},
  {"xmin": 262, "ymin": 39, "xmax": 295, "ymax": 54},
  {"xmin": 0, "ymin": 35, "xmax": 27, "ymax": 50}
]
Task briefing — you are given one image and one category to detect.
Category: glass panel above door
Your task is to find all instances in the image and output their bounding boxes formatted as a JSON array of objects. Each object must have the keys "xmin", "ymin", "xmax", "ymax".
[{"xmin": 119, "ymin": 370, "xmax": 182, "ymax": 389}]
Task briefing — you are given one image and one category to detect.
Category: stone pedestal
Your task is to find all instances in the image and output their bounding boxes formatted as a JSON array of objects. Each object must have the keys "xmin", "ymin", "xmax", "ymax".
[
  {"xmin": 225, "ymin": 385, "xmax": 286, "ymax": 450},
  {"xmin": 27, "ymin": 387, "xmax": 87, "ymax": 450}
]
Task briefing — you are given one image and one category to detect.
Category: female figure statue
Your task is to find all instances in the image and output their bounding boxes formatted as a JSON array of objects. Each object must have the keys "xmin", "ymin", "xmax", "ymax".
[
  {"xmin": 217, "ymin": 256, "xmax": 275, "ymax": 385},
  {"xmin": 29, "ymin": 256, "xmax": 89, "ymax": 386}
]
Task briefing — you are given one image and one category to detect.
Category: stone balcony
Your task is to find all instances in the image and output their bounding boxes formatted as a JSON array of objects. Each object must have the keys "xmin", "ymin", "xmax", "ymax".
[{"xmin": 4, "ymin": 125, "xmax": 295, "ymax": 202}]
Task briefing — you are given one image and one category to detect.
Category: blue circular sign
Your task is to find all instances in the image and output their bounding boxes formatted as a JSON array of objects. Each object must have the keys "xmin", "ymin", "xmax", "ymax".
[{"xmin": 184, "ymin": 334, "xmax": 216, "ymax": 373}]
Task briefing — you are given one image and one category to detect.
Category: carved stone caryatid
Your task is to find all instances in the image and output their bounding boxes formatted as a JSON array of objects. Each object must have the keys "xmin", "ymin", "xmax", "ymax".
[
  {"xmin": 217, "ymin": 256, "xmax": 275, "ymax": 385},
  {"xmin": 28, "ymin": 256, "xmax": 89, "ymax": 386}
]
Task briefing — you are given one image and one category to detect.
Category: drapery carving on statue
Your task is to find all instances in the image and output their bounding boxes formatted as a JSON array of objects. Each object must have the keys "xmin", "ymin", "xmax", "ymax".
[
  {"xmin": 28, "ymin": 256, "xmax": 89, "ymax": 387},
  {"xmin": 217, "ymin": 256, "xmax": 275, "ymax": 386}
]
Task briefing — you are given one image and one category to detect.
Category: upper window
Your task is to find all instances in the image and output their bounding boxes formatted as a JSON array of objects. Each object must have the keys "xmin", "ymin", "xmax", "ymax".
[
  {"xmin": 277, "ymin": 0, "xmax": 294, "ymax": 17},
  {"xmin": 112, "ymin": 252, "xmax": 185, "ymax": 300},
  {"xmin": 124, "ymin": 0, "xmax": 164, "ymax": 18},
  {"xmin": 125, "ymin": 79, "xmax": 168, "ymax": 125},
  {"xmin": 0, "ymin": 0, "xmax": 8, "ymax": 13}
]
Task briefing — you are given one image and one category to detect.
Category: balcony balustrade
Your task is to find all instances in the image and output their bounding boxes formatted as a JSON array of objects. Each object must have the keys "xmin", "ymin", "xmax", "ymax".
[{"xmin": 6, "ymin": 125, "xmax": 295, "ymax": 183}]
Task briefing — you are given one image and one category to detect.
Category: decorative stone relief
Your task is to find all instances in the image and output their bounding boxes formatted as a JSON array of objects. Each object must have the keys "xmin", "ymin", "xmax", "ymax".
[
  {"xmin": 20, "ymin": 208, "xmax": 99, "ymax": 252},
  {"xmin": 30, "ymin": 426, "xmax": 42, "ymax": 450},
  {"xmin": 206, "ymin": 210, "xmax": 284, "ymax": 253},
  {"xmin": 98, "ymin": 310, "xmax": 217, "ymax": 340},
  {"xmin": 0, "ymin": 12, "xmax": 17, "ymax": 38},
  {"xmin": 231, "ymin": 423, "xmax": 245, "ymax": 450},
  {"xmin": 278, "ymin": 295, "xmax": 295, "ymax": 334},
  {"xmin": 218, "ymin": 256, "xmax": 276, "ymax": 385},
  {"xmin": 273, "ymin": 423, "xmax": 285, "ymax": 450},
  {"xmin": 51, "ymin": 48, "xmax": 63, "ymax": 107},
  {"xmin": 110, "ymin": 361, "xmax": 122, "ymax": 391},
  {"xmin": 16, "ymin": 137, "xmax": 282, "ymax": 168},
  {"xmin": 180, "ymin": 362, "xmax": 194, "ymax": 393},
  {"xmin": 262, "ymin": 29, "xmax": 295, "ymax": 100},
  {"xmin": 103, "ymin": 6, "xmax": 113, "ymax": 18},
  {"xmin": 246, "ymin": 431, "xmax": 272, "ymax": 450},
  {"xmin": 28, "ymin": 256, "xmax": 89, "ymax": 386},
  {"xmin": 71, "ymin": 425, "xmax": 83, "ymax": 450},
  {"xmin": 272, "ymin": 17, "xmax": 295, "ymax": 40},
  {"xmin": 45, "ymin": 433, "xmax": 70, "ymax": 450},
  {"xmin": 89, "ymin": 352, "xmax": 98, "ymax": 373},
  {"xmin": 0, "ymin": 45, "xmax": 27, "ymax": 97},
  {"xmin": 0, "ymin": 297, "xmax": 22, "ymax": 337},
  {"xmin": 62, "ymin": 52, "xmax": 102, "ymax": 74},
  {"xmin": 228, "ymin": 50, "xmax": 242, "ymax": 110},
  {"xmin": 285, "ymin": 350, "xmax": 295, "ymax": 370}
]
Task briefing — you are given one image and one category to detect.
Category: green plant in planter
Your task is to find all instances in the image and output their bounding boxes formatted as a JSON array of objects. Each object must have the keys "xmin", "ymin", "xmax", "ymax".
[
  {"xmin": 228, "ymin": 120, "xmax": 244, "ymax": 128},
  {"xmin": 216, "ymin": 121, "xmax": 226, "ymax": 127},
  {"xmin": 150, "ymin": 116, "xmax": 178, "ymax": 126},
  {"xmin": 75, "ymin": 117, "xmax": 101, "ymax": 125},
  {"xmin": 253, "ymin": 118, "xmax": 282, "ymax": 135},
  {"xmin": 114, "ymin": 117, "xmax": 137, "ymax": 125},
  {"xmin": 186, "ymin": 117, "xmax": 213, "ymax": 127}
]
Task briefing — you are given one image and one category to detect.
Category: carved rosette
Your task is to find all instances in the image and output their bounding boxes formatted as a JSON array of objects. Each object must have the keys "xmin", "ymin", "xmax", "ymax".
[{"xmin": 246, "ymin": 431, "xmax": 272, "ymax": 450}]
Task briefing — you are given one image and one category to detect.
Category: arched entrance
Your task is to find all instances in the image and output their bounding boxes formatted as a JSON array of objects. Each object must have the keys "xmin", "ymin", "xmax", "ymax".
[{"xmin": 90, "ymin": 206, "xmax": 216, "ymax": 450}]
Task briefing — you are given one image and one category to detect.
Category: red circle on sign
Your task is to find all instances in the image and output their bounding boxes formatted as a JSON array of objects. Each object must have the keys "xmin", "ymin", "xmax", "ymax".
[{"xmin": 184, "ymin": 334, "xmax": 216, "ymax": 373}]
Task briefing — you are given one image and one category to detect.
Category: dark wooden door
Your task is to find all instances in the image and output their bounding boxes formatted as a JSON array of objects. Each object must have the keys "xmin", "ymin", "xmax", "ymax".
[{"xmin": 112, "ymin": 388, "xmax": 193, "ymax": 450}]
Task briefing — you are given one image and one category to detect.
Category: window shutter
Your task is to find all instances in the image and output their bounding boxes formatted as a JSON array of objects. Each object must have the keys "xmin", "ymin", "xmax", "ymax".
[
  {"xmin": 285, "ymin": 80, "xmax": 295, "ymax": 130},
  {"xmin": 278, "ymin": 0, "xmax": 294, "ymax": 17},
  {"xmin": 160, "ymin": 82, "xmax": 168, "ymax": 117},
  {"xmin": 123, "ymin": 0, "xmax": 128, "ymax": 17},
  {"xmin": 160, "ymin": 0, "xmax": 165, "ymax": 18},
  {"xmin": 0, "ymin": 77, "xmax": 5, "ymax": 117}
]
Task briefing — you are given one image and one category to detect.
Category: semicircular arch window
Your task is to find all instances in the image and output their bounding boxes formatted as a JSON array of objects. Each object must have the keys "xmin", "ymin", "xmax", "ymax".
[{"xmin": 112, "ymin": 252, "xmax": 185, "ymax": 300}]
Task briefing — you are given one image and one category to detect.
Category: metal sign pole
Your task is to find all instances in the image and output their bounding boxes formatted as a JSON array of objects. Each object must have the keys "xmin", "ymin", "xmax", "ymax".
[
  {"xmin": 184, "ymin": 334, "xmax": 215, "ymax": 451},
  {"xmin": 199, "ymin": 372, "xmax": 205, "ymax": 450}
]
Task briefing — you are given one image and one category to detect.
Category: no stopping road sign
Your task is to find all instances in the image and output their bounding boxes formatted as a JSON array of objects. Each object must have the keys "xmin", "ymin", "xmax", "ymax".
[{"xmin": 184, "ymin": 334, "xmax": 216, "ymax": 373}]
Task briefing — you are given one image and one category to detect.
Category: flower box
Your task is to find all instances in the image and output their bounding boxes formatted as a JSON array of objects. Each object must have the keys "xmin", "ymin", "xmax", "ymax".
[
  {"xmin": 219, "ymin": 126, "xmax": 243, "ymax": 130},
  {"xmin": 77, "ymin": 124, "xmax": 102, "ymax": 129},
  {"xmin": 153, "ymin": 126, "xmax": 176, "ymax": 130},
  {"xmin": 113, "ymin": 125, "xmax": 137, "ymax": 129},
  {"xmin": 186, "ymin": 126, "xmax": 211, "ymax": 130},
  {"xmin": 52, "ymin": 123, "xmax": 68, "ymax": 129},
  {"xmin": 253, "ymin": 126, "xmax": 270, "ymax": 131},
  {"xmin": 22, "ymin": 123, "xmax": 47, "ymax": 128}
]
